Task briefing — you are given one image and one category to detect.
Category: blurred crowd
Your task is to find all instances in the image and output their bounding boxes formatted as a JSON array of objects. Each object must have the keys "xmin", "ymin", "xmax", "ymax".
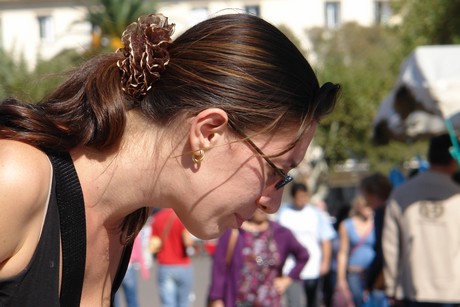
[{"xmin": 115, "ymin": 133, "xmax": 460, "ymax": 307}]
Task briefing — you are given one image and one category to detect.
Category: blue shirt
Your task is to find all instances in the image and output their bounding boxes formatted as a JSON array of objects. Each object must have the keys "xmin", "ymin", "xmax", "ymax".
[{"xmin": 345, "ymin": 218, "xmax": 375, "ymax": 268}]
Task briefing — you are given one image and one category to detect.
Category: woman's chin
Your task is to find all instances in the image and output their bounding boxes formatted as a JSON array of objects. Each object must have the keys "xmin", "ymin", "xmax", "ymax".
[{"xmin": 187, "ymin": 223, "xmax": 226, "ymax": 240}]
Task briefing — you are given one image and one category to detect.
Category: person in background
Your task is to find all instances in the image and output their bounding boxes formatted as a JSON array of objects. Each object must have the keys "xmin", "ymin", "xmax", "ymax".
[
  {"xmin": 336, "ymin": 195, "xmax": 375, "ymax": 307},
  {"xmin": 278, "ymin": 183, "xmax": 336, "ymax": 307},
  {"xmin": 151, "ymin": 208, "xmax": 194, "ymax": 307},
  {"xmin": 323, "ymin": 204, "xmax": 352, "ymax": 307},
  {"xmin": 114, "ymin": 233, "xmax": 150, "ymax": 307},
  {"xmin": 383, "ymin": 133, "xmax": 460, "ymax": 306},
  {"xmin": 0, "ymin": 12, "xmax": 339, "ymax": 306},
  {"xmin": 152, "ymin": 209, "xmax": 194, "ymax": 307},
  {"xmin": 208, "ymin": 209, "xmax": 309, "ymax": 307},
  {"xmin": 360, "ymin": 172, "xmax": 392, "ymax": 307}
]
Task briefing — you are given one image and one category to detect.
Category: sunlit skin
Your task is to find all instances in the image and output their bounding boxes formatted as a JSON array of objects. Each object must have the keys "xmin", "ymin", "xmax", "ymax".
[
  {"xmin": 65, "ymin": 108, "xmax": 318, "ymax": 238},
  {"xmin": 0, "ymin": 109, "xmax": 317, "ymax": 306},
  {"xmin": 171, "ymin": 112, "xmax": 319, "ymax": 240},
  {"xmin": 70, "ymin": 109, "xmax": 315, "ymax": 306}
]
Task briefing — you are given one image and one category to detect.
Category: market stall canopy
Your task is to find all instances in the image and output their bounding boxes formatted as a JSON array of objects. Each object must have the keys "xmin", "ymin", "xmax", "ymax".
[{"xmin": 372, "ymin": 45, "xmax": 460, "ymax": 145}]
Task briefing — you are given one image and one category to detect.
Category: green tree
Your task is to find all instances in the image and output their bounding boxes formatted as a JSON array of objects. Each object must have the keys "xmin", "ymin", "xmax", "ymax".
[
  {"xmin": 308, "ymin": 23, "xmax": 422, "ymax": 172},
  {"xmin": 305, "ymin": 1, "xmax": 460, "ymax": 174},
  {"xmin": 0, "ymin": 49, "xmax": 31, "ymax": 101},
  {"xmin": 394, "ymin": 0, "xmax": 460, "ymax": 54},
  {"xmin": 85, "ymin": 0, "xmax": 157, "ymax": 50},
  {"xmin": 1, "ymin": 0, "xmax": 156, "ymax": 101},
  {"xmin": 0, "ymin": 48, "xmax": 87, "ymax": 102}
]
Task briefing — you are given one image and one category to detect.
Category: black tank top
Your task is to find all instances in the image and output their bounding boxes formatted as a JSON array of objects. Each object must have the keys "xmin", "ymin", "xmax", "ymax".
[
  {"xmin": 0, "ymin": 171, "xmax": 60, "ymax": 307},
  {"xmin": 0, "ymin": 152, "xmax": 132, "ymax": 307}
]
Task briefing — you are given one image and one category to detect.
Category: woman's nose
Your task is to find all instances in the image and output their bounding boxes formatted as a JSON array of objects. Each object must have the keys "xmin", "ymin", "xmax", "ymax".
[{"xmin": 257, "ymin": 189, "xmax": 284, "ymax": 214}]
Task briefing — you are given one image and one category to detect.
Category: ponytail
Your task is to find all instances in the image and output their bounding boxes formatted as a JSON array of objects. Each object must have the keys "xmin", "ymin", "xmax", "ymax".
[
  {"xmin": 0, "ymin": 53, "xmax": 127, "ymax": 151},
  {"xmin": 0, "ymin": 53, "xmax": 148, "ymax": 245}
]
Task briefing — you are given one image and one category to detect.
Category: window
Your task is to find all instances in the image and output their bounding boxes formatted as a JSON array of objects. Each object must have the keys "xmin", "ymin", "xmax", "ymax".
[
  {"xmin": 325, "ymin": 1, "xmax": 340, "ymax": 29},
  {"xmin": 375, "ymin": 1, "xmax": 392, "ymax": 24},
  {"xmin": 245, "ymin": 5, "xmax": 260, "ymax": 16},
  {"xmin": 37, "ymin": 15, "xmax": 54, "ymax": 42}
]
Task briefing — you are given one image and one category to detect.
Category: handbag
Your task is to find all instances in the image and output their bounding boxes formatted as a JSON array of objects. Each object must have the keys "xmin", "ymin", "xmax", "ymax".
[
  {"xmin": 332, "ymin": 287, "xmax": 355, "ymax": 307},
  {"xmin": 149, "ymin": 212, "xmax": 175, "ymax": 254}
]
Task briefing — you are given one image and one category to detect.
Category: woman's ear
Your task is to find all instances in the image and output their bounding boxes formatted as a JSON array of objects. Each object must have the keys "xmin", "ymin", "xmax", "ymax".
[{"xmin": 188, "ymin": 108, "xmax": 229, "ymax": 151}]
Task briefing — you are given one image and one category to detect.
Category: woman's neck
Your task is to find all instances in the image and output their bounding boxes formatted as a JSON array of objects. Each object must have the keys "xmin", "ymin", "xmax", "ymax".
[{"xmin": 70, "ymin": 141, "xmax": 166, "ymax": 229}]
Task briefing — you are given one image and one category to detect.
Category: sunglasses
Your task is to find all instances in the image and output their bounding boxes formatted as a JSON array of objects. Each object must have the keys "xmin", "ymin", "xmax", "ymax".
[{"xmin": 228, "ymin": 122, "xmax": 294, "ymax": 190}]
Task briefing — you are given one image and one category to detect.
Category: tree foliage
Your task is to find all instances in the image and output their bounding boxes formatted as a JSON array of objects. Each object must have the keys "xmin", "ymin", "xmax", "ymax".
[
  {"xmin": 0, "ymin": 50, "xmax": 30, "ymax": 101},
  {"xmin": 0, "ymin": 48, "xmax": 87, "ymax": 102},
  {"xmin": 0, "ymin": 0, "xmax": 155, "ymax": 102},
  {"xmin": 394, "ymin": 0, "xmax": 460, "ymax": 54},
  {"xmin": 308, "ymin": 23, "xmax": 410, "ymax": 172},
  {"xmin": 309, "ymin": 0, "xmax": 460, "ymax": 173}
]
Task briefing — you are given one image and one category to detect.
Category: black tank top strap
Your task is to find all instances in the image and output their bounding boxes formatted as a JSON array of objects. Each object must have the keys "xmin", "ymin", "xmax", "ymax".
[
  {"xmin": 0, "ymin": 151, "xmax": 133, "ymax": 307},
  {"xmin": 51, "ymin": 151, "xmax": 133, "ymax": 307},
  {"xmin": 50, "ymin": 151, "xmax": 134, "ymax": 307},
  {"xmin": 48, "ymin": 151, "xmax": 87, "ymax": 307}
]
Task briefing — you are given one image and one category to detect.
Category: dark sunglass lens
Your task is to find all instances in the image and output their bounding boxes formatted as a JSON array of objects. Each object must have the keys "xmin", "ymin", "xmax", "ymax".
[{"xmin": 275, "ymin": 175, "xmax": 294, "ymax": 190}]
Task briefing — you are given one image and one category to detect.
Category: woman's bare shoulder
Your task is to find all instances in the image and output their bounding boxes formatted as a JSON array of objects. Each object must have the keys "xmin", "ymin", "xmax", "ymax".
[
  {"xmin": 0, "ymin": 140, "xmax": 53, "ymax": 271},
  {"xmin": 0, "ymin": 140, "xmax": 51, "ymax": 198}
]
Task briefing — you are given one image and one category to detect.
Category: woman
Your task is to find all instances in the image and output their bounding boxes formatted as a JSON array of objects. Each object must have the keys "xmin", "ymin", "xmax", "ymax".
[
  {"xmin": 359, "ymin": 173, "xmax": 392, "ymax": 307},
  {"xmin": 336, "ymin": 195, "xmax": 375, "ymax": 307},
  {"xmin": 0, "ymin": 13, "xmax": 339, "ymax": 306},
  {"xmin": 208, "ymin": 209, "xmax": 309, "ymax": 306}
]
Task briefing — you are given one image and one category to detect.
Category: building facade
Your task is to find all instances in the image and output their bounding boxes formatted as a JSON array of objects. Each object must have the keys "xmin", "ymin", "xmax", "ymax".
[
  {"xmin": 0, "ymin": 0, "xmax": 91, "ymax": 69},
  {"xmin": 0, "ymin": 0, "xmax": 393, "ymax": 69}
]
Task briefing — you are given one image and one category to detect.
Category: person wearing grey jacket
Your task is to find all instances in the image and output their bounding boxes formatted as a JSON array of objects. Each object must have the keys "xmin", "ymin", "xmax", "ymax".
[{"xmin": 383, "ymin": 133, "xmax": 460, "ymax": 306}]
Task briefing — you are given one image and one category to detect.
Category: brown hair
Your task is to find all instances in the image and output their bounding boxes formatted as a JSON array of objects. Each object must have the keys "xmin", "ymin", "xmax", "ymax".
[
  {"xmin": 0, "ymin": 13, "xmax": 339, "ymax": 244},
  {"xmin": 360, "ymin": 172, "xmax": 392, "ymax": 201}
]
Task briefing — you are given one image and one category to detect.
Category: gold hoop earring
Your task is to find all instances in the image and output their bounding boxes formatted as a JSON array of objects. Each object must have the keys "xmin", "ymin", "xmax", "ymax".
[{"xmin": 192, "ymin": 149, "xmax": 205, "ymax": 164}]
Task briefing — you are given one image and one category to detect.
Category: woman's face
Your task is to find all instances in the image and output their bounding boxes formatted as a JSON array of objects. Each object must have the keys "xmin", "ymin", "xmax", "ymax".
[
  {"xmin": 361, "ymin": 190, "xmax": 382, "ymax": 210},
  {"xmin": 293, "ymin": 190, "xmax": 309, "ymax": 209},
  {"xmin": 174, "ymin": 122, "xmax": 318, "ymax": 240},
  {"xmin": 355, "ymin": 197, "xmax": 373, "ymax": 218}
]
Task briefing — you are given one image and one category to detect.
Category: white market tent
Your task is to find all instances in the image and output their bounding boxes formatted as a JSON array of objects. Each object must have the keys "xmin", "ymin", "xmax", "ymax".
[{"xmin": 373, "ymin": 45, "xmax": 460, "ymax": 144}]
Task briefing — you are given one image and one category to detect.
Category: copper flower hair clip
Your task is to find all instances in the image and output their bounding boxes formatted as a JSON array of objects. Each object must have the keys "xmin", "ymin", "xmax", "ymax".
[{"xmin": 117, "ymin": 14, "xmax": 175, "ymax": 100}]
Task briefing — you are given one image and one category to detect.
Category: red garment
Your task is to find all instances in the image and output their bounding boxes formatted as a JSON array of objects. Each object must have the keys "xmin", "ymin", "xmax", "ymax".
[{"xmin": 151, "ymin": 209, "xmax": 191, "ymax": 265}]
